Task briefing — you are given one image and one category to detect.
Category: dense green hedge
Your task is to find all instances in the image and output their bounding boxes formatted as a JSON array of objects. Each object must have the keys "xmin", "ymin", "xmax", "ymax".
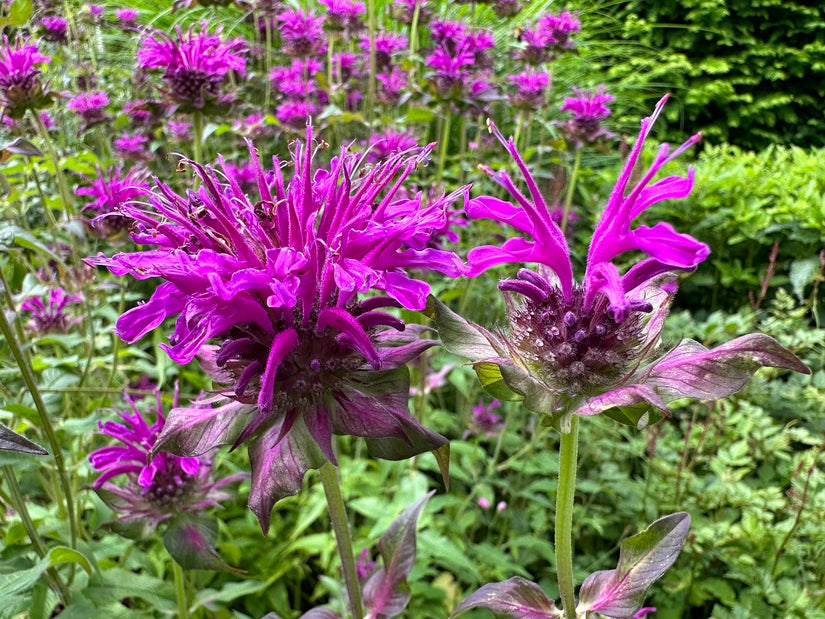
[{"xmin": 573, "ymin": 0, "xmax": 825, "ymax": 150}]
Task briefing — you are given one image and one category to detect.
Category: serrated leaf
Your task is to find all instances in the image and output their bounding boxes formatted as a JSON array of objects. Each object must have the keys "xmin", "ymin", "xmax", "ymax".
[
  {"xmin": 452, "ymin": 576, "xmax": 562, "ymax": 618},
  {"xmin": 577, "ymin": 512, "xmax": 691, "ymax": 618},
  {"xmin": 0, "ymin": 423, "xmax": 47, "ymax": 455},
  {"xmin": 363, "ymin": 491, "xmax": 434, "ymax": 618}
]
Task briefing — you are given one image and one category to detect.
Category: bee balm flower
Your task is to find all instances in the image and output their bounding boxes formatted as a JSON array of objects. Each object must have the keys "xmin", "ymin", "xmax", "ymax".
[{"xmin": 87, "ymin": 127, "xmax": 465, "ymax": 531}]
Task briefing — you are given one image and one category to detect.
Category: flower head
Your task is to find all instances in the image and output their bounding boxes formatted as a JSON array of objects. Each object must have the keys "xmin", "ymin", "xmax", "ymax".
[
  {"xmin": 365, "ymin": 128, "xmax": 418, "ymax": 164},
  {"xmin": 113, "ymin": 132, "xmax": 150, "ymax": 161},
  {"xmin": 66, "ymin": 90, "xmax": 109, "ymax": 131},
  {"xmin": 40, "ymin": 16, "xmax": 69, "ymax": 44},
  {"xmin": 441, "ymin": 96, "xmax": 809, "ymax": 429},
  {"xmin": 493, "ymin": 0, "xmax": 522, "ymax": 18},
  {"xmin": 508, "ymin": 68, "xmax": 550, "ymax": 110},
  {"xmin": 114, "ymin": 8, "xmax": 140, "ymax": 28},
  {"xmin": 0, "ymin": 35, "xmax": 52, "ymax": 119},
  {"xmin": 467, "ymin": 399, "xmax": 503, "ymax": 437},
  {"xmin": 87, "ymin": 128, "xmax": 465, "ymax": 531},
  {"xmin": 167, "ymin": 119, "xmax": 192, "ymax": 140},
  {"xmin": 391, "ymin": 0, "xmax": 430, "ymax": 26},
  {"xmin": 138, "ymin": 24, "xmax": 247, "ymax": 111},
  {"xmin": 559, "ymin": 85, "xmax": 615, "ymax": 146},
  {"xmin": 360, "ymin": 31, "xmax": 407, "ymax": 70},
  {"xmin": 20, "ymin": 288, "xmax": 83, "ymax": 334},
  {"xmin": 278, "ymin": 8, "xmax": 325, "ymax": 57},
  {"xmin": 89, "ymin": 393, "xmax": 242, "ymax": 526},
  {"xmin": 320, "ymin": 0, "xmax": 365, "ymax": 33},
  {"xmin": 537, "ymin": 11, "xmax": 580, "ymax": 50},
  {"xmin": 77, "ymin": 165, "xmax": 150, "ymax": 234}
]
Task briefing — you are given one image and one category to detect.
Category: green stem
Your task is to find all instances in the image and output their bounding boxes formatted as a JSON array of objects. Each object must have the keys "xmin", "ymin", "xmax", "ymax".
[
  {"xmin": 408, "ymin": 2, "xmax": 421, "ymax": 81},
  {"xmin": 173, "ymin": 560, "xmax": 189, "ymax": 619},
  {"xmin": 192, "ymin": 111, "xmax": 204, "ymax": 164},
  {"xmin": 319, "ymin": 461, "xmax": 363, "ymax": 619},
  {"xmin": 0, "ymin": 299, "xmax": 77, "ymax": 549},
  {"xmin": 561, "ymin": 149, "xmax": 582, "ymax": 235},
  {"xmin": 436, "ymin": 109, "xmax": 452, "ymax": 185},
  {"xmin": 555, "ymin": 416, "xmax": 579, "ymax": 618},
  {"xmin": 2, "ymin": 466, "xmax": 69, "ymax": 604},
  {"xmin": 31, "ymin": 111, "xmax": 74, "ymax": 217}
]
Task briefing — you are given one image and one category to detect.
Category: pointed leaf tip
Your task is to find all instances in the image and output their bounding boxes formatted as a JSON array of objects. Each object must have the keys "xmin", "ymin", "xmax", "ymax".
[
  {"xmin": 0, "ymin": 423, "xmax": 48, "ymax": 455},
  {"xmin": 577, "ymin": 512, "xmax": 691, "ymax": 618}
]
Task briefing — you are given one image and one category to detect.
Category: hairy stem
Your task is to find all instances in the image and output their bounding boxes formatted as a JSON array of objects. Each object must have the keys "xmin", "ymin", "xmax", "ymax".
[
  {"xmin": 555, "ymin": 415, "xmax": 579, "ymax": 617},
  {"xmin": 319, "ymin": 461, "xmax": 363, "ymax": 619}
]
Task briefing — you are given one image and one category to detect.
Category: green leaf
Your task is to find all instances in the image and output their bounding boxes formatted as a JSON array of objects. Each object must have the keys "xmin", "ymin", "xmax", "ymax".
[
  {"xmin": 425, "ymin": 296, "xmax": 500, "ymax": 360},
  {"xmin": 474, "ymin": 362, "xmax": 523, "ymax": 402},
  {"xmin": 405, "ymin": 107, "xmax": 435, "ymax": 123},
  {"xmin": 47, "ymin": 546, "xmax": 93, "ymax": 576},
  {"xmin": 789, "ymin": 256, "xmax": 821, "ymax": 302},
  {"xmin": 431, "ymin": 442, "xmax": 450, "ymax": 491},
  {"xmin": 577, "ymin": 512, "xmax": 691, "ymax": 617}
]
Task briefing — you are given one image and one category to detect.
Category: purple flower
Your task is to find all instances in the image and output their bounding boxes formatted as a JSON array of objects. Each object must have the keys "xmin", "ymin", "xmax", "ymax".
[
  {"xmin": 0, "ymin": 35, "xmax": 52, "ymax": 119},
  {"xmin": 430, "ymin": 20, "xmax": 466, "ymax": 51},
  {"xmin": 319, "ymin": 0, "xmax": 365, "ymax": 33},
  {"xmin": 87, "ymin": 128, "xmax": 465, "ymax": 531},
  {"xmin": 275, "ymin": 99, "xmax": 317, "ymax": 129},
  {"xmin": 537, "ymin": 11, "xmax": 580, "ymax": 50},
  {"xmin": 376, "ymin": 66, "xmax": 407, "ymax": 105},
  {"xmin": 425, "ymin": 43, "xmax": 475, "ymax": 100},
  {"xmin": 77, "ymin": 165, "xmax": 150, "ymax": 234},
  {"xmin": 467, "ymin": 399, "xmax": 504, "ymax": 437},
  {"xmin": 355, "ymin": 548, "xmax": 378, "ymax": 582},
  {"xmin": 360, "ymin": 31, "xmax": 407, "ymax": 70},
  {"xmin": 559, "ymin": 85, "xmax": 615, "ymax": 146},
  {"xmin": 278, "ymin": 8, "xmax": 325, "ymax": 57},
  {"xmin": 365, "ymin": 128, "xmax": 418, "ymax": 164},
  {"xmin": 517, "ymin": 28, "xmax": 553, "ymax": 65},
  {"xmin": 20, "ymin": 288, "xmax": 83, "ymax": 334},
  {"xmin": 114, "ymin": 132, "xmax": 151, "ymax": 162},
  {"xmin": 233, "ymin": 112, "xmax": 271, "ymax": 139},
  {"xmin": 441, "ymin": 96, "xmax": 809, "ymax": 428},
  {"xmin": 270, "ymin": 58, "xmax": 323, "ymax": 100},
  {"xmin": 39, "ymin": 110, "xmax": 55, "ymax": 129},
  {"xmin": 114, "ymin": 8, "xmax": 140, "ymax": 28},
  {"xmin": 167, "ymin": 119, "xmax": 192, "ymax": 140},
  {"xmin": 40, "ymin": 15, "xmax": 68, "ymax": 44},
  {"xmin": 123, "ymin": 99, "xmax": 172, "ymax": 128},
  {"xmin": 89, "ymin": 393, "xmax": 243, "ymax": 526},
  {"xmin": 508, "ymin": 68, "xmax": 550, "ymax": 110},
  {"xmin": 66, "ymin": 90, "xmax": 109, "ymax": 131},
  {"xmin": 138, "ymin": 24, "xmax": 247, "ymax": 111}
]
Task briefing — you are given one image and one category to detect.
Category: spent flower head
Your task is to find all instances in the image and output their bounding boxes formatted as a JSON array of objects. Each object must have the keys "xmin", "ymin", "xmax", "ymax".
[
  {"xmin": 436, "ymin": 96, "xmax": 809, "ymax": 430},
  {"xmin": 89, "ymin": 392, "xmax": 243, "ymax": 527},
  {"xmin": 88, "ymin": 127, "xmax": 465, "ymax": 531}
]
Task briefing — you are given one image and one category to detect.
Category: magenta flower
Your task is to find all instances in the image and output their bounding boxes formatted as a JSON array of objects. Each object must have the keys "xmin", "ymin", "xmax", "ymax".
[
  {"xmin": 360, "ymin": 31, "xmax": 407, "ymax": 70},
  {"xmin": 559, "ymin": 85, "xmax": 615, "ymax": 146},
  {"xmin": 425, "ymin": 43, "xmax": 475, "ymax": 100},
  {"xmin": 278, "ymin": 8, "xmax": 326, "ymax": 57},
  {"xmin": 138, "ymin": 24, "xmax": 247, "ymax": 111},
  {"xmin": 365, "ymin": 128, "xmax": 418, "ymax": 164},
  {"xmin": 320, "ymin": 0, "xmax": 365, "ymax": 33},
  {"xmin": 0, "ymin": 35, "xmax": 52, "ymax": 119},
  {"xmin": 89, "ymin": 393, "xmax": 243, "ymax": 527},
  {"xmin": 40, "ymin": 16, "xmax": 69, "ymax": 44},
  {"xmin": 436, "ymin": 96, "xmax": 809, "ymax": 429},
  {"xmin": 77, "ymin": 165, "xmax": 150, "ymax": 234},
  {"xmin": 376, "ymin": 66, "xmax": 407, "ymax": 105},
  {"xmin": 275, "ymin": 99, "xmax": 317, "ymax": 129},
  {"xmin": 87, "ymin": 128, "xmax": 465, "ymax": 531},
  {"xmin": 114, "ymin": 8, "xmax": 140, "ymax": 28},
  {"xmin": 113, "ymin": 132, "xmax": 150, "ymax": 161},
  {"xmin": 66, "ymin": 90, "xmax": 109, "ymax": 131},
  {"xmin": 20, "ymin": 288, "xmax": 83, "ymax": 334},
  {"xmin": 537, "ymin": 11, "xmax": 580, "ymax": 50},
  {"xmin": 39, "ymin": 111, "xmax": 55, "ymax": 129},
  {"xmin": 270, "ymin": 58, "xmax": 323, "ymax": 100},
  {"xmin": 467, "ymin": 399, "xmax": 504, "ymax": 437},
  {"xmin": 167, "ymin": 119, "xmax": 192, "ymax": 140},
  {"xmin": 507, "ymin": 68, "xmax": 550, "ymax": 110},
  {"xmin": 430, "ymin": 20, "xmax": 466, "ymax": 51}
]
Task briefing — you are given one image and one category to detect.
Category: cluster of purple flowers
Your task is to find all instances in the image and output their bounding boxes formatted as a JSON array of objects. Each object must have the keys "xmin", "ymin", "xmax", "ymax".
[{"xmin": 425, "ymin": 20, "xmax": 495, "ymax": 109}]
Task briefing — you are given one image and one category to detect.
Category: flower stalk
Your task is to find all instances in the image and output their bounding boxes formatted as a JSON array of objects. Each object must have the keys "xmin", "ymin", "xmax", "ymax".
[
  {"xmin": 561, "ymin": 148, "xmax": 581, "ymax": 235},
  {"xmin": 319, "ymin": 461, "xmax": 364, "ymax": 619},
  {"xmin": 555, "ymin": 415, "xmax": 579, "ymax": 618}
]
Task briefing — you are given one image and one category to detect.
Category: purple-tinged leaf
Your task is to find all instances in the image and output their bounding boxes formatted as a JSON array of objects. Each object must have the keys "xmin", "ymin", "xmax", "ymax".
[
  {"xmin": 248, "ymin": 417, "xmax": 326, "ymax": 534},
  {"xmin": 152, "ymin": 397, "xmax": 252, "ymax": 458},
  {"xmin": 362, "ymin": 491, "xmax": 434, "ymax": 619},
  {"xmin": 432, "ymin": 442, "xmax": 450, "ymax": 492},
  {"xmin": 641, "ymin": 334, "xmax": 810, "ymax": 401},
  {"xmin": 573, "ymin": 385, "xmax": 668, "ymax": 429},
  {"xmin": 425, "ymin": 296, "xmax": 503, "ymax": 360},
  {"xmin": 0, "ymin": 423, "xmax": 47, "ymax": 455},
  {"xmin": 163, "ymin": 516, "xmax": 244, "ymax": 574},
  {"xmin": 577, "ymin": 512, "xmax": 691, "ymax": 618},
  {"xmin": 452, "ymin": 576, "xmax": 562, "ymax": 618}
]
